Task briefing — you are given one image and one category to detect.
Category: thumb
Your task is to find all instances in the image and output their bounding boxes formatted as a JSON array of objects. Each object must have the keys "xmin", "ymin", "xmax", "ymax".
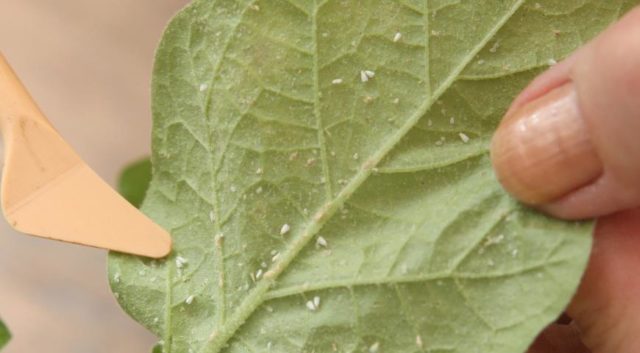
[
  {"xmin": 491, "ymin": 6, "xmax": 640, "ymax": 220},
  {"xmin": 567, "ymin": 208, "xmax": 640, "ymax": 353}
]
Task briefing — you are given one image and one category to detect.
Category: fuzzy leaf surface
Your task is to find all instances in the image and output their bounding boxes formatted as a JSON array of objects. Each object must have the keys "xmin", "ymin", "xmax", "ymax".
[{"xmin": 109, "ymin": 1, "xmax": 637, "ymax": 352}]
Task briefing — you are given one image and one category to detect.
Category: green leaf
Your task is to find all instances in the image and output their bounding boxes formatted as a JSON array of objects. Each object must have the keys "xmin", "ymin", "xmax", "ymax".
[
  {"xmin": 0, "ymin": 320, "xmax": 10, "ymax": 350},
  {"xmin": 152, "ymin": 342, "xmax": 164, "ymax": 353},
  {"xmin": 109, "ymin": 1, "xmax": 636, "ymax": 352},
  {"xmin": 118, "ymin": 158, "xmax": 152, "ymax": 208}
]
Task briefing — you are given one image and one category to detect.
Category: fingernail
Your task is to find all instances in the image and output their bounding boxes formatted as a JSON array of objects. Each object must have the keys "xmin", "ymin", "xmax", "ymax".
[{"xmin": 491, "ymin": 82, "xmax": 602, "ymax": 205}]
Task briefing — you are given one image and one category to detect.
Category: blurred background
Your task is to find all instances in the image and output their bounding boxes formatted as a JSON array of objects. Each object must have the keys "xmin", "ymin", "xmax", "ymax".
[{"xmin": 0, "ymin": 1, "xmax": 189, "ymax": 351}]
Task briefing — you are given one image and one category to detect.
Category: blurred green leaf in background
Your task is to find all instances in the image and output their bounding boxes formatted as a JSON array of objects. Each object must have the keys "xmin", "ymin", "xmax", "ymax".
[
  {"xmin": 0, "ymin": 320, "xmax": 10, "ymax": 350},
  {"xmin": 117, "ymin": 158, "xmax": 152, "ymax": 208}
]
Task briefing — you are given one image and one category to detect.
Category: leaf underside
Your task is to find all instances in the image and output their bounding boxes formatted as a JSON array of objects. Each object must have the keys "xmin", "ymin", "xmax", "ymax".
[{"xmin": 109, "ymin": 1, "xmax": 638, "ymax": 353}]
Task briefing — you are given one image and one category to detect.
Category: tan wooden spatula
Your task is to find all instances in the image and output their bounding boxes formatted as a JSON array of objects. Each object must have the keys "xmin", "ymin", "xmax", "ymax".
[{"xmin": 0, "ymin": 53, "xmax": 171, "ymax": 258}]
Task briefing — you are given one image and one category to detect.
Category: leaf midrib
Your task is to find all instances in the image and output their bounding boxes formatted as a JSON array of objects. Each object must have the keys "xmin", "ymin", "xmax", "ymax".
[
  {"xmin": 196, "ymin": 1, "xmax": 526, "ymax": 352},
  {"xmin": 263, "ymin": 257, "xmax": 569, "ymax": 301}
]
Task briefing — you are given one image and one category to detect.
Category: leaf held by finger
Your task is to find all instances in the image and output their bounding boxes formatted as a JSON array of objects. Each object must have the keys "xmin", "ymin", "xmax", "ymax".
[{"xmin": 108, "ymin": 1, "xmax": 638, "ymax": 352}]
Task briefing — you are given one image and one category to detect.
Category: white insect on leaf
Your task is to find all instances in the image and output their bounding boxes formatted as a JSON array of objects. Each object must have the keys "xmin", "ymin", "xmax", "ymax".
[
  {"xmin": 459, "ymin": 132, "xmax": 470, "ymax": 143},
  {"xmin": 280, "ymin": 223, "xmax": 291, "ymax": 235},
  {"xmin": 360, "ymin": 70, "xmax": 369, "ymax": 82},
  {"xmin": 306, "ymin": 300, "xmax": 317, "ymax": 311},
  {"xmin": 332, "ymin": 78, "xmax": 343, "ymax": 85},
  {"xmin": 369, "ymin": 342, "xmax": 380, "ymax": 353},
  {"xmin": 316, "ymin": 235, "xmax": 328, "ymax": 248},
  {"xmin": 176, "ymin": 256, "xmax": 188, "ymax": 269},
  {"xmin": 185, "ymin": 295, "xmax": 194, "ymax": 305},
  {"xmin": 271, "ymin": 252, "xmax": 280, "ymax": 262},
  {"xmin": 393, "ymin": 31, "xmax": 402, "ymax": 42}
]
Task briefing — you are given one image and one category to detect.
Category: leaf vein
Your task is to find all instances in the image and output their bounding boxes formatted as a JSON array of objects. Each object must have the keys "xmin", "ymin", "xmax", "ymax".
[{"xmin": 198, "ymin": 1, "xmax": 527, "ymax": 350}]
